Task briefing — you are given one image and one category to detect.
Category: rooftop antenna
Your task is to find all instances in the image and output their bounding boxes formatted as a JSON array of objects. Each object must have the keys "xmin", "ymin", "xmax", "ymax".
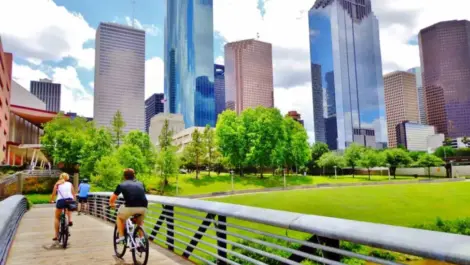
[
  {"xmin": 131, "ymin": 0, "xmax": 136, "ymax": 28},
  {"xmin": 256, "ymin": 32, "xmax": 260, "ymax": 39}
]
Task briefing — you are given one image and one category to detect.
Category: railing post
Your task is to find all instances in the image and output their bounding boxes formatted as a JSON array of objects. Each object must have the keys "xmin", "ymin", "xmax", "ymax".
[
  {"xmin": 166, "ymin": 205, "xmax": 174, "ymax": 251},
  {"xmin": 16, "ymin": 173, "xmax": 23, "ymax": 194},
  {"xmin": 318, "ymin": 236, "xmax": 341, "ymax": 261},
  {"xmin": 216, "ymin": 215, "xmax": 227, "ymax": 265}
]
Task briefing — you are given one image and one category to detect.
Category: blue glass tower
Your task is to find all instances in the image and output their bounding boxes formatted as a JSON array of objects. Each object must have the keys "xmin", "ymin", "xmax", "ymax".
[
  {"xmin": 309, "ymin": 0, "xmax": 387, "ymax": 150},
  {"xmin": 164, "ymin": 0, "xmax": 215, "ymax": 128}
]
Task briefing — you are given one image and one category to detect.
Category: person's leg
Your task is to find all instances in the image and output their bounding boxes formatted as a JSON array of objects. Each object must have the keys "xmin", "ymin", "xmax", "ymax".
[
  {"xmin": 77, "ymin": 200, "xmax": 82, "ymax": 214},
  {"xmin": 54, "ymin": 208, "xmax": 61, "ymax": 239},
  {"xmin": 116, "ymin": 206, "xmax": 130, "ymax": 240},
  {"xmin": 66, "ymin": 208, "xmax": 73, "ymax": 226},
  {"xmin": 136, "ymin": 208, "xmax": 147, "ymax": 238}
]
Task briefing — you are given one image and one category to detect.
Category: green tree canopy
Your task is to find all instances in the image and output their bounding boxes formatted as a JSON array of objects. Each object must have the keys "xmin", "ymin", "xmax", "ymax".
[
  {"xmin": 282, "ymin": 117, "xmax": 310, "ymax": 173},
  {"xmin": 344, "ymin": 143, "xmax": 364, "ymax": 177},
  {"xmin": 94, "ymin": 154, "xmax": 122, "ymax": 191},
  {"xmin": 317, "ymin": 152, "xmax": 345, "ymax": 170},
  {"xmin": 383, "ymin": 148, "xmax": 412, "ymax": 178},
  {"xmin": 79, "ymin": 126, "xmax": 114, "ymax": 178},
  {"xmin": 124, "ymin": 130, "xmax": 156, "ymax": 169},
  {"xmin": 156, "ymin": 146, "xmax": 179, "ymax": 193},
  {"xmin": 111, "ymin": 110, "xmax": 126, "ymax": 147},
  {"xmin": 415, "ymin": 153, "xmax": 444, "ymax": 178},
  {"xmin": 434, "ymin": 146, "xmax": 456, "ymax": 160},
  {"xmin": 159, "ymin": 119, "xmax": 173, "ymax": 150},
  {"xmin": 116, "ymin": 144, "xmax": 147, "ymax": 174},
  {"xmin": 358, "ymin": 149, "xmax": 384, "ymax": 180},
  {"xmin": 185, "ymin": 129, "xmax": 205, "ymax": 179}
]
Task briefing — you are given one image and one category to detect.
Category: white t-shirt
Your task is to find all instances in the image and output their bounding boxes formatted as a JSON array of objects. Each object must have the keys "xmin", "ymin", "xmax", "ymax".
[{"xmin": 57, "ymin": 182, "xmax": 73, "ymax": 200}]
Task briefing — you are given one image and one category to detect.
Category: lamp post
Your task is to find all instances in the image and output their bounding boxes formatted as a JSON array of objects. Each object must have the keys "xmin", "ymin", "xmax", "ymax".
[
  {"xmin": 334, "ymin": 166, "xmax": 337, "ymax": 179},
  {"xmin": 230, "ymin": 170, "xmax": 234, "ymax": 193},
  {"xmin": 386, "ymin": 163, "xmax": 391, "ymax": 180}
]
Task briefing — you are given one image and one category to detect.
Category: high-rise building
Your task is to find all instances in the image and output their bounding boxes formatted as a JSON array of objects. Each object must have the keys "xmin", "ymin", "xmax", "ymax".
[
  {"xmin": 419, "ymin": 20, "xmax": 470, "ymax": 138},
  {"xmin": 0, "ymin": 38, "xmax": 12, "ymax": 163},
  {"xmin": 30, "ymin": 79, "xmax": 61, "ymax": 112},
  {"xmin": 396, "ymin": 121, "xmax": 436, "ymax": 151},
  {"xmin": 164, "ymin": 0, "xmax": 215, "ymax": 128},
  {"xmin": 407, "ymin": 67, "xmax": 427, "ymax": 124},
  {"xmin": 94, "ymin": 22, "xmax": 145, "ymax": 133},
  {"xmin": 384, "ymin": 71, "xmax": 420, "ymax": 148},
  {"xmin": 145, "ymin": 93, "xmax": 164, "ymax": 132},
  {"xmin": 287, "ymin": 111, "xmax": 305, "ymax": 126},
  {"xmin": 214, "ymin": 64, "xmax": 225, "ymax": 120},
  {"xmin": 225, "ymin": 39, "xmax": 274, "ymax": 114},
  {"xmin": 309, "ymin": 0, "xmax": 387, "ymax": 150}
]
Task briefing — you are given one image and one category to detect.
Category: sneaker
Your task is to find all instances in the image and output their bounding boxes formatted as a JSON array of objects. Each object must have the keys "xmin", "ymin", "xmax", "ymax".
[
  {"xmin": 68, "ymin": 222, "xmax": 73, "ymax": 227},
  {"xmin": 115, "ymin": 236, "xmax": 125, "ymax": 244}
]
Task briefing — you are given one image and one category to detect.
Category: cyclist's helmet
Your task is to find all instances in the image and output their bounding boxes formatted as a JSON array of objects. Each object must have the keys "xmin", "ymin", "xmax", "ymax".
[{"xmin": 83, "ymin": 178, "xmax": 89, "ymax": 183}]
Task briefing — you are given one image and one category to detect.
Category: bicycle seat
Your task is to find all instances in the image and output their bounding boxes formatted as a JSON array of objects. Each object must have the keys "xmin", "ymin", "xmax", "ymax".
[{"xmin": 133, "ymin": 214, "xmax": 142, "ymax": 218}]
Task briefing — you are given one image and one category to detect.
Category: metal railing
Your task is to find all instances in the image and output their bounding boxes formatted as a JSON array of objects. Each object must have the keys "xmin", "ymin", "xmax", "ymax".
[
  {"xmin": 0, "ymin": 195, "xmax": 28, "ymax": 265},
  {"xmin": 87, "ymin": 192, "xmax": 470, "ymax": 265}
]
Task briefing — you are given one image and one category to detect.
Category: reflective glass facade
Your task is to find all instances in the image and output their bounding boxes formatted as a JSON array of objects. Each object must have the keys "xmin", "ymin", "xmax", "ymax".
[
  {"xmin": 407, "ymin": 67, "xmax": 427, "ymax": 124},
  {"xmin": 214, "ymin": 64, "xmax": 225, "ymax": 120},
  {"xmin": 309, "ymin": 0, "xmax": 387, "ymax": 150},
  {"xmin": 164, "ymin": 0, "xmax": 215, "ymax": 128}
]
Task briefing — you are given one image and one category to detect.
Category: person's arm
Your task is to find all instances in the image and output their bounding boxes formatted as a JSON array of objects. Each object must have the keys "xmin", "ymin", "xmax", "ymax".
[
  {"xmin": 71, "ymin": 185, "xmax": 77, "ymax": 200},
  {"xmin": 50, "ymin": 184, "xmax": 58, "ymax": 203},
  {"xmin": 109, "ymin": 184, "xmax": 121, "ymax": 208},
  {"xmin": 77, "ymin": 184, "xmax": 81, "ymax": 194}
]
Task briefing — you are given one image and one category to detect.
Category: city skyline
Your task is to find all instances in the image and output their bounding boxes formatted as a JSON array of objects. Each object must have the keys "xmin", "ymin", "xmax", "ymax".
[{"xmin": 3, "ymin": 0, "xmax": 470, "ymax": 142}]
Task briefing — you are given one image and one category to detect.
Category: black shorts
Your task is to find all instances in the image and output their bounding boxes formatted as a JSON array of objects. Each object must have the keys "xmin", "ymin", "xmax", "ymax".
[
  {"xmin": 78, "ymin": 196, "xmax": 88, "ymax": 203},
  {"xmin": 56, "ymin": 199, "xmax": 70, "ymax": 209}
]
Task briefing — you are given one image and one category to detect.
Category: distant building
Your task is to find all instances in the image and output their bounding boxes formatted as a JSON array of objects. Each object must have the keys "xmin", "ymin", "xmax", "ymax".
[
  {"xmin": 384, "ymin": 71, "xmax": 420, "ymax": 148},
  {"xmin": 149, "ymin": 113, "xmax": 185, "ymax": 147},
  {"xmin": 407, "ymin": 67, "xmax": 427, "ymax": 124},
  {"xmin": 94, "ymin": 22, "xmax": 145, "ymax": 133},
  {"xmin": 419, "ymin": 20, "xmax": 470, "ymax": 138},
  {"xmin": 65, "ymin": 112, "xmax": 93, "ymax": 122},
  {"xmin": 396, "ymin": 121, "xmax": 436, "ymax": 151},
  {"xmin": 353, "ymin": 128, "xmax": 376, "ymax": 149},
  {"xmin": 225, "ymin": 39, "xmax": 274, "ymax": 114},
  {"xmin": 11, "ymin": 80, "xmax": 46, "ymax": 110},
  {"xmin": 145, "ymin": 93, "xmax": 164, "ymax": 132},
  {"xmin": 287, "ymin": 111, "xmax": 304, "ymax": 126},
  {"xmin": 427, "ymin": 133, "xmax": 445, "ymax": 153},
  {"xmin": 30, "ymin": 78, "xmax": 61, "ymax": 112},
  {"xmin": 173, "ymin": 126, "xmax": 207, "ymax": 152},
  {"xmin": 214, "ymin": 64, "xmax": 225, "ymax": 120}
]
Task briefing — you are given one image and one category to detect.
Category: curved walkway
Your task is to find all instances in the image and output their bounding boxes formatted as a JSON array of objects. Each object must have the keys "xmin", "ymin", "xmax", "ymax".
[{"xmin": 6, "ymin": 207, "xmax": 191, "ymax": 265}]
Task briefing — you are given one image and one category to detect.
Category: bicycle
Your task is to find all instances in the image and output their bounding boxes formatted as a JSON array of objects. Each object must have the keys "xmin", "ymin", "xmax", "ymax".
[
  {"xmin": 113, "ymin": 213, "xmax": 149, "ymax": 265},
  {"xmin": 58, "ymin": 208, "xmax": 70, "ymax": 249}
]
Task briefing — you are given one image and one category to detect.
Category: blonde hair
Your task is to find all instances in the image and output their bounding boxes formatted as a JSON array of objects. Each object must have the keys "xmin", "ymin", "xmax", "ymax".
[{"xmin": 56, "ymin": 173, "xmax": 70, "ymax": 185}]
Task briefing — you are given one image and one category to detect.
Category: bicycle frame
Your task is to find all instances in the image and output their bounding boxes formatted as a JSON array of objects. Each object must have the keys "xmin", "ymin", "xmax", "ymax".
[{"xmin": 125, "ymin": 218, "xmax": 137, "ymax": 250}]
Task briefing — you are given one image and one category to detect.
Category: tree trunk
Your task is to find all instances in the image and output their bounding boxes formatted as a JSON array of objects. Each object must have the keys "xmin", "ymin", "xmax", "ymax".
[
  {"xmin": 196, "ymin": 156, "xmax": 199, "ymax": 179},
  {"xmin": 391, "ymin": 166, "xmax": 397, "ymax": 179},
  {"xmin": 352, "ymin": 165, "xmax": 355, "ymax": 178},
  {"xmin": 428, "ymin": 167, "xmax": 431, "ymax": 179},
  {"xmin": 260, "ymin": 167, "xmax": 264, "ymax": 178},
  {"xmin": 368, "ymin": 169, "xmax": 371, "ymax": 180}
]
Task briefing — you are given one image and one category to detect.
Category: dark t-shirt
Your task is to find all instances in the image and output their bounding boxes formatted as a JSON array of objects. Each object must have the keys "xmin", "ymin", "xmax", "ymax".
[{"xmin": 113, "ymin": 180, "xmax": 148, "ymax": 208}]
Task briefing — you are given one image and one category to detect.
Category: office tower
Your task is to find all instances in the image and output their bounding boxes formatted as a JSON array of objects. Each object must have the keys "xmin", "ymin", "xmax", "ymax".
[
  {"xmin": 396, "ymin": 121, "xmax": 436, "ymax": 151},
  {"xmin": 214, "ymin": 64, "xmax": 225, "ymax": 120},
  {"xmin": 30, "ymin": 79, "xmax": 61, "ymax": 112},
  {"xmin": 419, "ymin": 20, "xmax": 470, "ymax": 138},
  {"xmin": 145, "ymin": 93, "xmax": 164, "ymax": 132},
  {"xmin": 164, "ymin": 0, "xmax": 215, "ymax": 128},
  {"xmin": 407, "ymin": 67, "xmax": 427, "ymax": 124},
  {"xmin": 225, "ymin": 39, "xmax": 274, "ymax": 114},
  {"xmin": 94, "ymin": 22, "xmax": 145, "ymax": 133},
  {"xmin": 384, "ymin": 71, "xmax": 420, "ymax": 148},
  {"xmin": 287, "ymin": 111, "xmax": 305, "ymax": 127},
  {"xmin": 309, "ymin": 0, "xmax": 387, "ymax": 150},
  {"xmin": 311, "ymin": 64, "xmax": 326, "ymax": 143},
  {"xmin": 0, "ymin": 38, "xmax": 11, "ymax": 163}
]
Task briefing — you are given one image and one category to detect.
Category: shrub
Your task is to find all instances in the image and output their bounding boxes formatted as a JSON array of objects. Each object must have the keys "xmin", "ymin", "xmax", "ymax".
[
  {"xmin": 456, "ymin": 148, "xmax": 470, "ymax": 157},
  {"xmin": 93, "ymin": 155, "xmax": 123, "ymax": 190},
  {"xmin": 23, "ymin": 177, "xmax": 58, "ymax": 194},
  {"xmin": 415, "ymin": 217, "xmax": 470, "ymax": 235}
]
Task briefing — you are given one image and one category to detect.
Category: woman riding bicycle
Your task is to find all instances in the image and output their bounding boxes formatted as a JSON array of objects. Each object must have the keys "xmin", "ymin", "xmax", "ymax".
[{"xmin": 50, "ymin": 172, "xmax": 76, "ymax": 241}]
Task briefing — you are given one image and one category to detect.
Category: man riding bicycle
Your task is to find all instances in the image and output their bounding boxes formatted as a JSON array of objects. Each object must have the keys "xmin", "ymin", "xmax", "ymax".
[{"xmin": 109, "ymin": 168, "xmax": 148, "ymax": 244}]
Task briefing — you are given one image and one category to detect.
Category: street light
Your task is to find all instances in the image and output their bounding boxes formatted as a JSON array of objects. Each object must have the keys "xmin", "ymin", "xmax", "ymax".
[
  {"xmin": 230, "ymin": 170, "xmax": 234, "ymax": 193},
  {"xmin": 334, "ymin": 166, "xmax": 337, "ymax": 179}
]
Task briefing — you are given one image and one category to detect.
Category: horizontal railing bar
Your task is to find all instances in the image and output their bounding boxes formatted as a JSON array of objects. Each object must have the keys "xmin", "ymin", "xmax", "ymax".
[{"xmin": 89, "ymin": 193, "xmax": 470, "ymax": 264}]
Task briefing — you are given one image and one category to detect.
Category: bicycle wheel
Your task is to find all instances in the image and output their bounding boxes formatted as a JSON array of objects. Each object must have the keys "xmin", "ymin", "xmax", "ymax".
[
  {"xmin": 61, "ymin": 222, "xmax": 68, "ymax": 249},
  {"xmin": 113, "ymin": 224, "xmax": 127, "ymax": 258},
  {"xmin": 131, "ymin": 226, "xmax": 149, "ymax": 265}
]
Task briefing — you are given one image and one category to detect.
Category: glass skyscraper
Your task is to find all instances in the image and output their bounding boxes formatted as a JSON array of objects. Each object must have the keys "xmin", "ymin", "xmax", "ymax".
[
  {"xmin": 309, "ymin": 0, "xmax": 387, "ymax": 150},
  {"xmin": 164, "ymin": 0, "xmax": 215, "ymax": 128},
  {"xmin": 214, "ymin": 64, "xmax": 225, "ymax": 120}
]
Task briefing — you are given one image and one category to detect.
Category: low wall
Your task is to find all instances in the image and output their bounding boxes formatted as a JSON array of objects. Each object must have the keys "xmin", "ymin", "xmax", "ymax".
[{"xmin": 396, "ymin": 165, "xmax": 470, "ymax": 177}]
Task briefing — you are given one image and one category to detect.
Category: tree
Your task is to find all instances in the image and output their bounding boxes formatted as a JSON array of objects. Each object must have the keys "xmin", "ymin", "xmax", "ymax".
[
  {"xmin": 94, "ymin": 154, "xmax": 123, "ymax": 190},
  {"xmin": 358, "ymin": 149, "xmax": 384, "ymax": 180},
  {"xmin": 80, "ymin": 126, "xmax": 114, "ymax": 178},
  {"xmin": 111, "ymin": 110, "xmax": 126, "ymax": 147},
  {"xmin": 156, "ymin": 146, "xmax": 179, "ymax": 192},
  {"xmin": 125, "ymin": 130, "xmax": 156, "ymax": 169},
  {"xmin": 185, "ymin": 129, "xmax": 205, "ymax": 179},
  {"xmin": 283, "ymin": 117, "xmax": 310, "ymax": 174},
  {"xmin": 443, "ymin": 137, "xmax": 453, "ymax": 147},
  {"xmin": 434, "ymin": 146, "xmax": 456, "ymax": 160},
  {"xmin": 216, "ymin": 110, "xmax": 248, "ymax": 176},
  {"xmin": 383, "ymin": 148, "xmax": 412, "ymax": 179},
  {"xmin": 317, "ymin": 152, "xmax": 345, "ymax": 175},
  {"xmin": 415, "ymin": 153, "xmax": 444, "ymax": 179},
  {"xmin": 409, "ymin": 151, "xmax": 426, "ymax": 162},
  {"xmin": 344, "ymin": 143, "xmax": 364, "ymax": 178},
  {"xmin": 116, "ymin": 144, "xmax": 147, "ymax": 174},
  {"xmin": 462, "ymin": 137, "xmax": 470, "ymax": 148},
  {"xmin": 159, "ymin": 119, "xmax": 174, "ymax": 150},
  {"xmin": 203, "ymin": 125, "xmax": 216, "ymax": 176},
  {"xmin": 308, "ymin": 142, "xmax": 330, "ymax": 173}
]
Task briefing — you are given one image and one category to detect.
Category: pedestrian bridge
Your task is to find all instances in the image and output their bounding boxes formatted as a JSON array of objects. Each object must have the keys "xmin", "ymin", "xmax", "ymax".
[{"xmin": 2, "ymin": 193, "xmax": 470, "ymax": 265}]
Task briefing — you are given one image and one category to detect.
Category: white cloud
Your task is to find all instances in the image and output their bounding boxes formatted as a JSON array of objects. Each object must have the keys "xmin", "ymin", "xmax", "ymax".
[
  {"xmin": 145, "ymin": 57, "xmax": 164, "ymax": 99},
  {"xmin": 0, "ymin": 0, "xmax": 95, "ymax": 69},
  {"xmin": 12, "ymin": 63, "xmax": 49, "ymax": 90},
  {"xmin": 125, "ymin": 17, "xmax": 160, "ymax": 36},
  {"xmin": 89, "ymin": 81, "xmax": 94, "ymax": 90},
  {"xmin": 215, "ymin": 56, "xmax": 224, "ymax": 65}
]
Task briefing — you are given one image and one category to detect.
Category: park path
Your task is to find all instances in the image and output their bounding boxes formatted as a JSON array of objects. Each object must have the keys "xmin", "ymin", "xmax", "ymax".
[{"xmin": 6, "ymin": 207, "xmax": 192, "ymax": 265}]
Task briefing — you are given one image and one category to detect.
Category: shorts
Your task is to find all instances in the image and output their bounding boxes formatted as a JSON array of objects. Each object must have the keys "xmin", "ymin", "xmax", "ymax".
[
  {"xmin": 78, "ymin": 196, "xmax": 88, "ymax": 203},
  {"xmin": 117, "ymin": 205, "xmax": 147, "ymax": 223},
  {"xmin": 56, "ymin": 199, "xmax": 71, "ymax": 210}
]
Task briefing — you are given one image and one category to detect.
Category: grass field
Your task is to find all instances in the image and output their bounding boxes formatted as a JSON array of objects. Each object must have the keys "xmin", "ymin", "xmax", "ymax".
[
  {"xmin": 25, "ymin": 194, "xmax": 50, "ymax": 204},
  {"xmin": 165, "ymin": 172, "xmax": 422, "ymax": 196}
]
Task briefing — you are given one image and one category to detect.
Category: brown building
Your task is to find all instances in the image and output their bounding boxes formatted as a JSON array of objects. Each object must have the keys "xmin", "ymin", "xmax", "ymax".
[
  {"xmin": 0, "ymin": 37, "xmax": 12, "ymax": 164},
  {"xmin": 287, "ymin": 111, "xmax": 304, "ymax": 126},
  {"xmin": 384, "ymin": 71, "xmax": 420, "ymax": 148},
  {"xmin": 224, "ymin": 39, "xmax": 274, "ymax": 114},
  {"xmin": 419, "ymin": 20, "xmax": 470, "ymax": 138}
]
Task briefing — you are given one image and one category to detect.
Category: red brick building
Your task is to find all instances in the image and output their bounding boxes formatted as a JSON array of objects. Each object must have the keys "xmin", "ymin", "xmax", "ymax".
[{"xmin": 0, "ymin": 37, "xmax": 12, "ymax": 164}]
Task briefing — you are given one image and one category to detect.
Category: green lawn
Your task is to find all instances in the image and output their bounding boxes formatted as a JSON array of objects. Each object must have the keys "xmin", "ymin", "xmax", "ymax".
[
  {"xmin": 166, "ymin": 172, "xmax": 422, "ymax": 196},
  {"xmin": 25, "ymin": 194, "xmax": 50, "ymax": 204}
]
